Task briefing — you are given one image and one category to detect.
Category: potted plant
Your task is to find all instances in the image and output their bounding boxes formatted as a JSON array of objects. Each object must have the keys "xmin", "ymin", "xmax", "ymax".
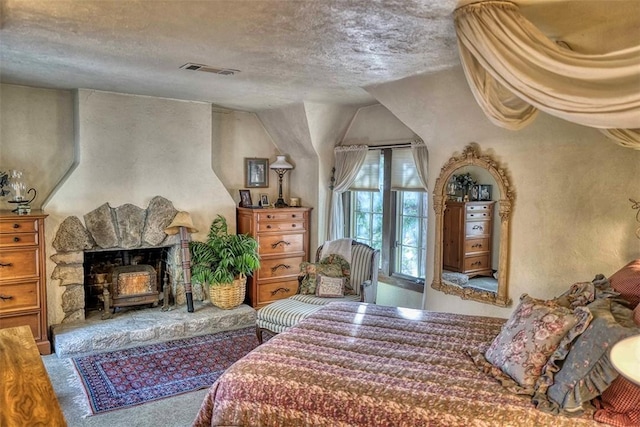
[{"xmin": 189, "ymin": 215, "xmax": 260, "ymax": 309}]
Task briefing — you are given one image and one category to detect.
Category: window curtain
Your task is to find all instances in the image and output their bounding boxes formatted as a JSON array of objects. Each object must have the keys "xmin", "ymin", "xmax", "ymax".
[
  {"xmin": 411, "ymin": 140, "xmax": 429, "ymax": 190},
  {"xmin": 455, "ymin": 0, "xmax": 640, "ymax": 150},
  {"xmin": 328, "ymin": 145, "xmax": 368, "ymax": 240}
]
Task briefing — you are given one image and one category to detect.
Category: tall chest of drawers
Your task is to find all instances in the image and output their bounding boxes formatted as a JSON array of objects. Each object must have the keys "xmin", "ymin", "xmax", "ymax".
[
  {"xmin": 442, "ymin": 201, "xmax": 495, "ymax": 278},
  {"xmin": 237, "ymin": 207, "xmax": 311, "ymax": 308},
  {"xmin": 0, "ymin": 211, "xmax": 50, "ymax": 354}
]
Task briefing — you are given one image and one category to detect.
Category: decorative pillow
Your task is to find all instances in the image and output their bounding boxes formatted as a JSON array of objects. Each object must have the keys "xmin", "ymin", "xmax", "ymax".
[
  {"xmin": 553, "ymin": 274, "xmax": 620, "ymax": 309},
  {"xmin": 315, "ymin": 275, "xmax": 345, "ymax": 298},
  {"xmin": 535, "ymin": 299, "xmax": 639, "ymax": 415},
  {"xmin": 297, "ymin": 254, "xmax": 352, "ymax": 296},
  {"xmin": 609, "ymin": 259, "xmax": 640, "ymax": 308},
  {"xmin": 594, "ymin": 376, "xmax": 640, "ymax": 427},
  {"xmin": 481, "ymin": 294, "xmax": 592, "ymax": 395}
]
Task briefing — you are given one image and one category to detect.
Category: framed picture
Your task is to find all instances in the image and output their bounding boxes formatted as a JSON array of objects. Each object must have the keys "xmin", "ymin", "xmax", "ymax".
[
  {"xmin": 259, "ymin": 193, "xmax": 270, "ymax": 207},
  {"xmin": 470, "ymin": 185, "xmax": 480, "ymax": 201},
  {"xmin": 478, "ymin": 184, "xmax": 492, "ymax": 201},
  {"xmin": 245, "ymin": 158, "xmax": 269, "ymax": 188},
  {"xmin": 239, "ymin": 189, "xmax": 253, "ymax": 208}
]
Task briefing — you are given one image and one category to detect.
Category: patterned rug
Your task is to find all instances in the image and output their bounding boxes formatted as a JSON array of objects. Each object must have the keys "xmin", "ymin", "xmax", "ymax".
[{"xmin": 72, "ymin": 327, "xmax": 259, "ymax": 414}]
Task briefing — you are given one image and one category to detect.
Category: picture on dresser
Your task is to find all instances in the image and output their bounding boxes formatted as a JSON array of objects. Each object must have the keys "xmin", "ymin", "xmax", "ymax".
[
  {"xmin": 239, "ymin": 189, "xmax": 252, "ymax": 208},
  {"xmin": 478, "ymin": 185, "xmax": 492, "ymax": 201},
  {"xmin": 470, "ymin": 185, "xmax": 480, "ymax": 201}
]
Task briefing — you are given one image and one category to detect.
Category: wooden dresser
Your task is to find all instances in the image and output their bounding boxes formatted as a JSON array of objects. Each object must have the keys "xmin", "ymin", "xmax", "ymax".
[
  {"xmin": 442, "ymin": 201, "xmax": 495, "ymax": 278},
  {"xmin": 237, "ymin": 207, "xmax": 311, "ymax": 308},
  {"xmin": 0, "ymin": 211, "xmax": 51, "ymax": 355}
]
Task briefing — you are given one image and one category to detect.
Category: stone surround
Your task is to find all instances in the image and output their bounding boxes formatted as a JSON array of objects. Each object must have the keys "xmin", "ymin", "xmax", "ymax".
[
  {"xmin": 50, "ymin": 196, "xmax": 205, "ymax": 323},
  {"xmin": 51, "ymin": 302, "xmax": 256, "ymax": 358}
]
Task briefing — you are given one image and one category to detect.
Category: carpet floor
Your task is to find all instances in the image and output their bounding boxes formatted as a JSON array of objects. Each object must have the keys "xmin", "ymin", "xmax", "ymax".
[{"xmin": 72, "ymin": 326, "xmax": 259, "ymax": 415}]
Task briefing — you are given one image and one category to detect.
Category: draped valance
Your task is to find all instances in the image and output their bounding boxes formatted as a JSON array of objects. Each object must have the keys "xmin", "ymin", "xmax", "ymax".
[{"xmin": 454, "ymin": 0, "xmax": 640, "ymax": 150}]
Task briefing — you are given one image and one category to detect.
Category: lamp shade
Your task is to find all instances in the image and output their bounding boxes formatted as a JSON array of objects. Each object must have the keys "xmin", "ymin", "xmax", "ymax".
[
  {"xmin": 269, "ymin": 155, "xmax": 293, "ymax": 170},
  {"xmin": 610, "ymin": 334, "xmax": 640, "ymax": 386},
  {"xmin": 164, "ymin": 211, "xmax": 199, "ymax": 235}
]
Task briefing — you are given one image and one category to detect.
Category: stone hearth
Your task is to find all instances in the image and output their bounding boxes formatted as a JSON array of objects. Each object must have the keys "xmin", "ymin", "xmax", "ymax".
[
  {"xmin": 51, "ymin": 302, "xmax": 256, "ymax": 358},
  {"xmin": 51, "ymin": 196, "xmax": 207, "ymax": 323}
]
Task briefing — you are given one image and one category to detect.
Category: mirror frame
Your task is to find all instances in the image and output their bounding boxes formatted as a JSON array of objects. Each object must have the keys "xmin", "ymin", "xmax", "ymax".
[{"xmin": 431, "ymin": 144, "xmax": 514, "ymax": 307}]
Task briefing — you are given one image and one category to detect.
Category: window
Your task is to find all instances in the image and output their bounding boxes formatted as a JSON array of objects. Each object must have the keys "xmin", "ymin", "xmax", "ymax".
[{"xmin": 348, "ymin": 148, "xmax": 428, "ymax": 284}]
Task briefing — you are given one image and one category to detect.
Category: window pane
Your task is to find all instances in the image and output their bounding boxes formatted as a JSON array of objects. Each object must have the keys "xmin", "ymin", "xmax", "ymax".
[
  {"xmin": 355, "ymin": 192, "xmax": 371, "ymax": 211},
  {"xmin": 400, "ymin": 246, "xmax": 419, "ymax": 277},
  {"xmin": 402, "ymin": 217, "xmax": 418, "ymax": 246}
]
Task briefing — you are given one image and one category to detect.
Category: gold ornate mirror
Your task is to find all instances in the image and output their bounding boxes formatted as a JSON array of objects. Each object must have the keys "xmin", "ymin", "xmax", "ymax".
[{"xmin": 432, "ymin": 144, "xmax": 514, "ymax": 306}]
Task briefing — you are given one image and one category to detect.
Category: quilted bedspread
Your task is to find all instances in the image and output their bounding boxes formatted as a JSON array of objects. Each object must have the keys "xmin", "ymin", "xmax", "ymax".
[{"xmin": 193, "ymin": 302, "xmax": 602, "ymax": 427}]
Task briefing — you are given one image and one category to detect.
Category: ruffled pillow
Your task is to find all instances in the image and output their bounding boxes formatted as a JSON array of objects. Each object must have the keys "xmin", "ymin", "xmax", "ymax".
[
  {"xmin": 534, "ymin": 299, "xmax": 639, "ymax": 415},
  {"xmin": 297, "ymin": 254, "xmax": 352, "ymax": 296},
  {"xmin": 472, "ymin": 294, "xmax": 592, "ymax": 395},
  {"xmin": 609, "ymin": 259, "xmax": 640, "ymax": 308}
]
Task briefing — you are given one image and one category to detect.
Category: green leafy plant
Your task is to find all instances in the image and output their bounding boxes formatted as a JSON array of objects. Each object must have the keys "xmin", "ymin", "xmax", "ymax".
[{"xmin": 189, "ymin": 215, "xmax": 260, "ymax": 286}]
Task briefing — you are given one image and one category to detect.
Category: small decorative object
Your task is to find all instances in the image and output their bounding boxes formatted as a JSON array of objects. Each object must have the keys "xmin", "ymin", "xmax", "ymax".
[
  {"xmin": 478, "ymin": 184, "xmax": 492, "ymax": 201},
  {"xmin": 0, "ymin": 171, "xmax": 9, "ymax": 197},
  {"xmin": 452, "ymin": 172, "xmax": 477, "ymax": 199},
  {"xmin": 631, "ymin": 198, "xmax": 640, "ymax": 239},
  {"xmin": 245, "ymin": 158, "xmax": 269, "ymax": 188},
  {"xmin": 289, "ymin": 197, "xmax": 300, "ymax": 207},
  {"xmin": 6, "ymin": 170, "xmax": 37, "ymax": 215},
  {"xmin": 164, "ymin": 211, "xmax": 199, "ymax": 313},
  {"xmin": 239, "ymin": 189, "xmax": 253, "ymax": 208},
  {"xmin": 189, "ymin": 215, "xmax": 260, "ymax": 310},
  {"xmin": 259, "ymin": 193, "xmax": 269, "ymax": 207},
  {"xmin": 270, "ymin": 155, "xmax": 294, "ymax": 208}
]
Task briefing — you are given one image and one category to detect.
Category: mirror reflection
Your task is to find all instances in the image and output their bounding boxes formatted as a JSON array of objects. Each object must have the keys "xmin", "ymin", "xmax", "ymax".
[{"xmin": 432, "ymin": 144, "xmax": 514, "ymax": 306}]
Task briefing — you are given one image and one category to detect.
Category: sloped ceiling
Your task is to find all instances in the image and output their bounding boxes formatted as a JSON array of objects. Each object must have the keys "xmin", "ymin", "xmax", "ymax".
[{"xmin": 1, "ymin": 0, "xmax": 637, "ymax": 112}]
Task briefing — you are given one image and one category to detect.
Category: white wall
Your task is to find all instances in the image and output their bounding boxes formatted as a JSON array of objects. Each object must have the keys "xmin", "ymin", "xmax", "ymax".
[
  {"xmin": 0, "ymin": 84, "xmax": 74, "ymax": 210},
  {"xmin": 368, "ymin": 67, "xmax": 640, "ymax": 318},
  {"xmin": 44, "ymin": 89, "xmax": 236, "ymax": 324}
]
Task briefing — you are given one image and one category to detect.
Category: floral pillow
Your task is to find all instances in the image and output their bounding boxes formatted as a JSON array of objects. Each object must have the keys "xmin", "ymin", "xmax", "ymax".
[
  {"xmin": 297, "ymin": 254, "xmax": 352, "ymax": 296},
  {"xmin": 480, "ymin": 294, "xmax": 592, "ymax": 395},
  {"xmin": 534, "ymin": 299, "xmax": 639, "ymax": 414},
  {"xmin": 553, "ymin": 274, "xmax": 620, "ymax": 309}
]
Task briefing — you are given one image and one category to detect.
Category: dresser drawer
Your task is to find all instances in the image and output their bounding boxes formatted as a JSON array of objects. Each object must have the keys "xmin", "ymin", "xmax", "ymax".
[
  {"xmin": 465, "ymin": 238, "xmax": 490, "ymax": 254},
  {"xmin": 0, "ymin": 248, "xmax": 40, "ymax": 280},
  {"xmin": 464, "ymin": 254, "xmax": 490, "ymax": 272},
  {"xmin": 0, "ymin": 232, "xmax": 38, "ymax": 248},
  {"xmin": 0, "ymin": 311, "xmax": 42, "ymax": 340},
  {"xmin": 466, "ymin": 211, "xmax": 491, "ymax": 220},
  {"xmin": 0, "ymin": 218, "xmax": 39, "ymax": 234},
  {"xmin": 0, "ymin": 280, "xmax": 40, "ymax": 313},
  {"xmin": 465, "ymin": 221, "xmax": 490, "ymax": 237},
  {"xmin": 258, "ymin": 211, "xmax": 305, "ymax": 222},
  {"xmin": 466, "ymin": 204, "xmax": 491, "ymax": 214},
  {"xmin": 258, "ymin": 221, "xmax": 305, "ymax": 233},
  {"xmin": 259, "ymin": 256, "xmax": 305, "ymax": 279},
  {"xmin": 258, "ymin": 233, "xmax": 304, "ymax": 255},
  {"xmin": 257, "ymin": 279, "xmax": 299, "ymax": 305}
]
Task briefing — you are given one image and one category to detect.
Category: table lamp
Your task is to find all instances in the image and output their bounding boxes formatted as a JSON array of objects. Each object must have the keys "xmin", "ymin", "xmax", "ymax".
[{"xmin": 270, "ymin": 155, "xmax": 293, "ymax": 208}]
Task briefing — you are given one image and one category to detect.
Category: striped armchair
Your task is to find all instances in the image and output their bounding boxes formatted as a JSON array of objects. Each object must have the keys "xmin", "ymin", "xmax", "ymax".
[{"xmin": 256, "ymin": 241, "xmax": 379, "ymax": 343}]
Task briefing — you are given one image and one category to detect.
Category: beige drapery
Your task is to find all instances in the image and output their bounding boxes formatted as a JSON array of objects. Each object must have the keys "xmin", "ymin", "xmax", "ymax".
[{"xmin": 455, "ymin": 1, "xmax": 640, "ymax": 150}]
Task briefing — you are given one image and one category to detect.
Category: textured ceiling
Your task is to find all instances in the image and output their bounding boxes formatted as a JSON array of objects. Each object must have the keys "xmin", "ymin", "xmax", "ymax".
[{"xmin": 1, "ymin": 0, "xmax": 638, "ymax": 112}]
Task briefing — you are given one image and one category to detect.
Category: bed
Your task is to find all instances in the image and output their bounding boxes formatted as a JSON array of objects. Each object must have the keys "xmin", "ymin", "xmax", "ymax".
[{"xmin": 193, "ymin": 301, "xmax": 603, "ymax": 426}]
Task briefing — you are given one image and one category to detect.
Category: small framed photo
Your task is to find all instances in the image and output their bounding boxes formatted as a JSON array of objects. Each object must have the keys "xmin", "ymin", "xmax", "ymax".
[
  {"xmin": 245, "ymin": 158, "xmax": 269, "ymax": 188},
  {"xmin": 478, "ymin": 184, "xmax": 492, "ymax": 201},
  {"xmin": 259, "ymin": 193, "xmax": 270, "ymax": 207},
  {"xmin": 470, "ymin": 185, "xmax": 480, "ymax": 201},
  {"xmin": 239, "ymin": 189, "xmax": 253, "ymax": 208}
]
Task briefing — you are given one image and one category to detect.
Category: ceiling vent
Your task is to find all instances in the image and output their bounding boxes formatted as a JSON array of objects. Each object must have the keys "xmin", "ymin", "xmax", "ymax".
[{"xmin": 180, "ymin": 63, "xmax": 240, "ymax": 76}]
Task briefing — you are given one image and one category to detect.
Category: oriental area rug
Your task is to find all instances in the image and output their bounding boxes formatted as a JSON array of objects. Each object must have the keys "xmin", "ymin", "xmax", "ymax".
[{"xmin": 72, "ymin": 327, "xmax": 259, "ymax": 414}]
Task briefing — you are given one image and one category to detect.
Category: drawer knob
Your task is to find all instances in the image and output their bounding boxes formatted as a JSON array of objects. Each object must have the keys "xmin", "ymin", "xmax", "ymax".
[
  {"xmin": 271, "ymin": 264, "xmax": 291, "ymax": 273},
  {"xmin": 13, "ymin": 223, "xmax": 20, "ymax": 229},
  {"xmin": 291, "ymin": 214, "xmax": 297, "ymax": 218},
  {"xmin": 266, "ymin": 225, "xmax": 272, "ymax": 229},
  {"xmin": 13, "ymin": 237, "xmax": 20, "ymax": 242},
  {"xmin": 271, "ymin": 287, "xmax": 291, "ymax": 296},
  {"xmin": 271, "ymin": 240, "xmax": 291, "ymax": 249},
  {"xmin": 266, "ymin": 215, "xmax": 272, "ymax": 219},
  {"xmin": 0, "ymin": 294, "xmax": 14, "ymax": 300},
  {"xmin": 291, "ymin": 224, "xmax": 296, "ymax": 228},
  {"xmin": 0, "ymin": 262, "xmax": 13, "ymax": 268}
]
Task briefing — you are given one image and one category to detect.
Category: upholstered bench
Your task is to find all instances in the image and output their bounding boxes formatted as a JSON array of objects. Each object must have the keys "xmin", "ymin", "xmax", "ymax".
[{"xmin": 256, "ymin": 241, "xmax": 379, "ymax": 343}]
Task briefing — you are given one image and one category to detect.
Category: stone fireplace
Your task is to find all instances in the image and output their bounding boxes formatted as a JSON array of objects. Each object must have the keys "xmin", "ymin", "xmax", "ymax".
[{"xmin": 51, "ymin": 196, "xmax": 205, "ymax": 323}]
